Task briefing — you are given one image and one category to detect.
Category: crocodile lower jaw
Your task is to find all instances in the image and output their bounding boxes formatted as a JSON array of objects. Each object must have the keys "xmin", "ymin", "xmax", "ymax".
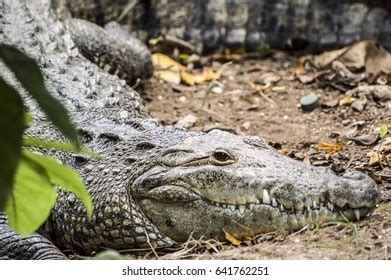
[
  {"xmin": 144, "ymin": 185, "xmax": 373, "ymax": 222},
  {"xmin": 206, "ymin": 199, "xmax": 373, "ymax": 222}
]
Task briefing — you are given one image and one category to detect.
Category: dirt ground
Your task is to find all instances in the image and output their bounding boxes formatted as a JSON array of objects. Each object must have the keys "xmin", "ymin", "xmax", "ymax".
[{"xmin": 138, "ymin": 52, "xmax": 391, "ymax": 260}]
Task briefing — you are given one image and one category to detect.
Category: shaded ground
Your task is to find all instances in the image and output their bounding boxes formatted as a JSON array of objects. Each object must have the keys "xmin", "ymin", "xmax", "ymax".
[{"xmin": 139, "ymin": 53, "xmax": 391, "ymax": 259}]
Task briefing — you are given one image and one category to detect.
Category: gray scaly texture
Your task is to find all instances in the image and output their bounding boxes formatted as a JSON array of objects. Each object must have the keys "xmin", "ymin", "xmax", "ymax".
[
  {"xmin": 0, "ymin": 0, "xmax": 381, "ymax": 259},
  {"xmin": 66, "ymin": 0, "xmax": 391, "ymax": 53}
]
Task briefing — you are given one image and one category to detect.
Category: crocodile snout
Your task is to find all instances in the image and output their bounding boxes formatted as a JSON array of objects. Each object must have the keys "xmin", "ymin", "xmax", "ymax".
[{"xmin": 327, "ymin": 170, "xmax": 380, "ymax": 209}]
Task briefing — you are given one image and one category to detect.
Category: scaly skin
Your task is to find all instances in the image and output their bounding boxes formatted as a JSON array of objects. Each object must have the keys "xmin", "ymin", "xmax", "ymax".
[
  {"xmin": 66, "ymin": 0, "xmax": 391, "ymax": 52},
  {"xmin": 0, "ymin": 0, "xmax": 382, "ymax": 259}
]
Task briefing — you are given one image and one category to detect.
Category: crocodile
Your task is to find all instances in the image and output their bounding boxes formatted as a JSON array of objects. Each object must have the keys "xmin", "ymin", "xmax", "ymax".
[
  {"xmin": 66, "ymin": 0, "xmax": 391, "ymax": 52},
  {"xmin": 0, "ymin": 0, "xmax": 383, "ymax": 259}
]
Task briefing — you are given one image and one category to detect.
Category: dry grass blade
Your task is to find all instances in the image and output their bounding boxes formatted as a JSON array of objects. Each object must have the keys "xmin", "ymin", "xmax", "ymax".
[
  {"xmin": 117, "ymin": 0, "xmax": 138, "ymax": 23},
  {"xmin": 201, "ymin": 61, "xmax": 232, "ymax": 109}
]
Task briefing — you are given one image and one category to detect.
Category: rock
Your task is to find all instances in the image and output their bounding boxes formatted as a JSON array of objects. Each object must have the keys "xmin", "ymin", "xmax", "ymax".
[
  {"xmin": 212, "ymin": 86, "xmax": 223, "ymax": 94},
  {"xmin": 300, "ymin": 93, "xmax": 319, "ymax": 112},
  {"xmin": 351, "ymin": 97, "xmax": 367, "ymax": 112},
  {"xmin": 242, "ymin": 121, "xmax": 251, "ymax": 130},
  {"xmin": 175, "ymin": 114, "xmax": 198, "ymax": 129},
  {"xmin": 178, "ymin": 96, "xmax": 187, "ymax": 103}
]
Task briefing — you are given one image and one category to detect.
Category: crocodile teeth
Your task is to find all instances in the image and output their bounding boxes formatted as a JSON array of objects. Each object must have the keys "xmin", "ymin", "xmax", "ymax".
[
  {"xmin": 272, "ymin": 198, "xmax": 278, "ymax": 207},
  {"xmin": 238, "ymin": 205, "xmax": 246, "ymax": 215},
  {"xmin": 263, "ymin": 189, "xmax": 271, "ymax": 204},
  {"xmin": 313, "ymin": 200, "xmax": 318, "ymax": 209},
  {"xmin": 249, "ymin": 203, "xmax": 255, "ymax": 210},
  {"xmin": 354, "ymin": 209, "xmax": 360, "ymax": 220},
  {"xmin": 280, "ymin": 204, "xmax": 285, "ymax": 212},
  {"xmin": 255, "ymin": 199, "xmax": 261, "ymax": 205},
  {"xmin": 221, "ymin": 203, "xmax": 227, "ymax": 209},
  {"xmin": 229, "ymin": 205, "xmax": 236, "ymax": 212},
  {"xmin": 328, "ymin": 202, "xmax": 334, "ymax": 212}
]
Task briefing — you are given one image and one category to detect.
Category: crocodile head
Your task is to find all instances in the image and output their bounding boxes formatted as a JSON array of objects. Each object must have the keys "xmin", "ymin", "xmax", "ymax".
[{"xmin": 130, "ymin": 129, "xmax": 380, "ymax": 242}]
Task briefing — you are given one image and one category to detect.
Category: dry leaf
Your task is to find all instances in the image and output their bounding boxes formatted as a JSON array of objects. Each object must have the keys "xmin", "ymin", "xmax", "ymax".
[
  {"xmin": 339, "ymin": 96, "xmax": 353, "ymax": 106},
  {"xmin": 223, "ymin": 230, "xmax": 241, "ymax": 246},
  {"xmin": 313, "ymin": 47, "xmax": 349, "ymax": 69},
  {"xmin": 279, "ymin": 147, "xmax": 289, "ymax": 155},
  {"xmin": 202, "ymin": 68, "xmax": 216, "ymax": 81},
  {"xmin": 180, "ymin": 69, "xmax": 195, "ymax": 86},
  {"xmin": 313, "ymin": 41, "xmax": 391, "ymax": 77},
  {"xmin": 152, "ymin": 53, "xmax": 185, "ymax": 71},
  {"xmin": 293, "ymin": 60, "xmax": 305, "ymax": 76},
  {"xmin": 257, "ymin": 72, "xmax": 281, "ymax": 84},
  {"xmin": 152, "ymin": 53, "xmax": 185, "ymax": 84},
  {"xmin": 271, "ymin": 86, "xmax": 286, "ymax": 92},
  {"xmin": 368, "ymin": 151, "xmax": 382, "ymax": 165},
  {"xmin": 193, "ymin": 68, "xmax": 216, "ymax": 84},
  {"xmin": 348, "ymin": 134, "xmax": 379, "ymax": 146},
  {"xmin": 315, "ymin": 141, "xmax": 343, "ymax": 153},
  {"xmin": 297, "ymin": 73, "xmax": 315, "ymax": 84},
  {"xmin": 152, "ymin": 53, "xmax": 199, "ymax": 85},
  {"xmin": 154, "ymin": 70, "xmax": 181, "ymax": 85}
]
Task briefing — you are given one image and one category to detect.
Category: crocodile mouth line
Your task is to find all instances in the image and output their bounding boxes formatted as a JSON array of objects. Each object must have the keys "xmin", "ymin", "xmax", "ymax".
[
  {"xmin": 146, "ymin": 185, "xmax": 372, "ymax": 221},
  {"xmin": 205, "ymin": 198, "xmax": 372, "ymax": 221}
]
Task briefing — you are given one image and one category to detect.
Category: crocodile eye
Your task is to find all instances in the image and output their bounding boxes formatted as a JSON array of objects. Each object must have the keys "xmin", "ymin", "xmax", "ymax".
[{"xmin": 210, "ymin": 150, "xmax": 235, "ymax": 165}]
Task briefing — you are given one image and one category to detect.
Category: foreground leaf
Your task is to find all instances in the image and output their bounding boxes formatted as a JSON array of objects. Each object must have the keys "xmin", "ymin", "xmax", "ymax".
[
  {"xmin": 23, "ymin": 150, "xmax": 93, "ymax": 217},
  {"xmin": 0, "ymin": 45, "xmax": 79, "ymax": 147},
  {"xmin": 0, "ymin": 78, "xmax": 24, "ymax": 210},
  {"xmin": 5, "ymin": 157, "xmax": 57, "ymax": 236},
  {"xmin": 23, "ymin": 137, "xmax": 102, "ymax": 159},
  {"xmin": 92, "ymin": 250, "xmax": 135, "ymax": 260}
]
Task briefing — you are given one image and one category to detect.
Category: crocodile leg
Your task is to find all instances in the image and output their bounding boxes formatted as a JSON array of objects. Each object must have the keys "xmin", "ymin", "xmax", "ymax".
[{"xmin": 0, "ymin": 215, "xmax": 66, "ymax": 260}]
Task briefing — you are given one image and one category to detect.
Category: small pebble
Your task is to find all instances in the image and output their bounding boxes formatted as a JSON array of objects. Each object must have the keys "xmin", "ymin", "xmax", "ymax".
[
  {"xmin": 178, "ymin": 96, "xmax": 187, "ymax": 103},
  {"xmin": 242, "ymin": 121, "xmax": 251, "ymax": 130},
  {"xmin": 176, "ymin": 114, "xmax": 198, "ymax": 129},
  {"xmin": 300, "ymin": 93, "xmax": 319, "ymax": 112},
  {"xmin": 212, "ymin": 86, "xmax": 223, "ymax": 94}
]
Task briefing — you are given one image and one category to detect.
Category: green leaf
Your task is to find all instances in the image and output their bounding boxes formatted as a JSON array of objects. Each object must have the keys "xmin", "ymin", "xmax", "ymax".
[
  {"xmin": 0, "ymin": 45, "xmax": 79, "ymax": 148},
  {"xmin": 5, "ymin": 157, "xmax": 57, "ymax": 236},
  {"xmin": 23, "ymin": 150, "xmax": 93, "ymax": 217},
  {"xmin": 0, "ymin": 78, "xmax": 24, "ymax": 210},
  {"xmin": 23, "ymin": 112, "xmax": 33, "ymax": 127},
  {"xmin": 92, "ymin": 249, "xmax": 135, "ymax": 260},
  {"xmin": 23, "ymin": 137, "xmax": 103, "ymax": 159},
  {"xmin": 379, "ymin": 124, "xmax": 389, "ymax": 139}
]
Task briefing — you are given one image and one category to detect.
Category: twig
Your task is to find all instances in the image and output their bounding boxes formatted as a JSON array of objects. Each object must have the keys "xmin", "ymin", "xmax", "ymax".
[
  {"xmin": 248, "ymin": 81, "xmax": 277, "ymax": 106},
  {"xmin": 144, "ymin": 228, "xmax": 159, "ymax": 259},
  {"xmin": 288, "ymin": 225, "xmax": 309, "ymax": 237}
]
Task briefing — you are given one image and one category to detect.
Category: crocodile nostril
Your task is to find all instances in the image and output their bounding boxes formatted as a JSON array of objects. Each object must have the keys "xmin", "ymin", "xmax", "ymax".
[{"xmin": 342, "ymin": 171, "xmax": 366, "ymax": 181}]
